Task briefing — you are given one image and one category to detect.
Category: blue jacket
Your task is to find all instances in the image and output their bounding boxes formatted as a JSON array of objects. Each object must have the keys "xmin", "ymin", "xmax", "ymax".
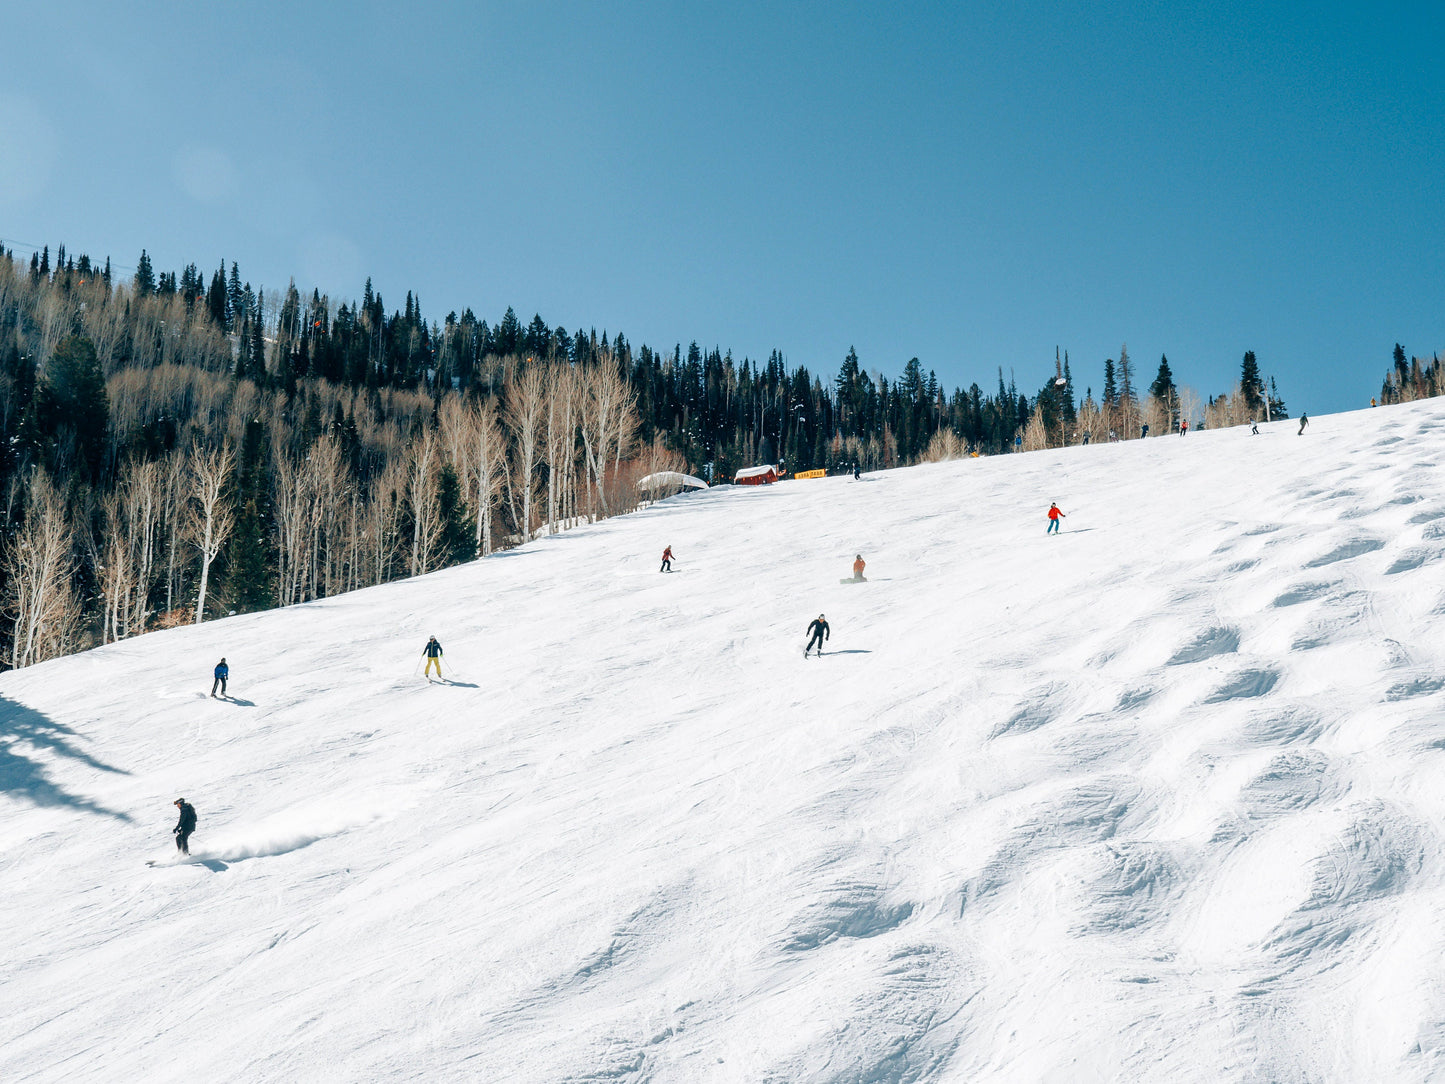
[{"xmin": 215, "ymin": 662, "xmax": 228, "ymax": 678}]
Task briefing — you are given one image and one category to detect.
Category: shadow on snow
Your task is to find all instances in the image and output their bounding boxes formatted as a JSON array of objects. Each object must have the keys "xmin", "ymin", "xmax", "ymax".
[{"xmin": 0, "ymin": 694, "xmax": 131, "ymax": 820}]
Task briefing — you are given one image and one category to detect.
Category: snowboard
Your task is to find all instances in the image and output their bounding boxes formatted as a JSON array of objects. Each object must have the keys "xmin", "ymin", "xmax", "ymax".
[{"xmin": 839, "ymin": 577, "xmax": 867, "ymax": 584}]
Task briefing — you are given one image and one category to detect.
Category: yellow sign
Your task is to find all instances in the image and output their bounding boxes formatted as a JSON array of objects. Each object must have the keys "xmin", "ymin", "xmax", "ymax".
[{"xmin": 794, "ymin": 469, "xmax": 826, "ymax": 480}]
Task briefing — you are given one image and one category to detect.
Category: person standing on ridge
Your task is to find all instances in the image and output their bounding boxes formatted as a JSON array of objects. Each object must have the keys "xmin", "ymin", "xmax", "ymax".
[
  {"xmin": 1047, "ymin": 502, "xmax": 1066, "ymax": 534},
  {"xmin": 1298, "ymin": 413, "xmax": 1309, "ymax": 435},
  {"xmin": 852, "ymin": 554, "xmax": 866, "ymax": 582},
  {"xmin": 1180, "ymin": 419, "xmax": 1189, "ymax": 436},
  {"xmin": 211, "ymin": 658, "xmax": 228, "ymax": 698},
  {"xmin": 422, "ymin": 636, "xmax": 444, "ymax": 680},
  {"xmin": 660, "ymin": 545, "xmax": 674, "ymax": 573},
  {"xmin": 172, "ymin": 798, "xmax": 197, "ymax": 856},
  {"xmin": 805, "ymin": 614, "xmax": 830, "ymax": 657},
  {"xmin": 853, "ymin": 463, "xmax": 861, "ymax": 480}
]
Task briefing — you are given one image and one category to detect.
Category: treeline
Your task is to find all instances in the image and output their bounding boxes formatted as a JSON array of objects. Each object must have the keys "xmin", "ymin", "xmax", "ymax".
[
  {"xmin": 1378, "ymin": 343, "xmax": 1445, "ymax": 405},
  {"xmin": 0, "ymin": 240, "xmax": 1288, "ymax": 669},
  {"xmin": 1016, "ymin": 347, "xmax": 1289, "ymax": 451}
]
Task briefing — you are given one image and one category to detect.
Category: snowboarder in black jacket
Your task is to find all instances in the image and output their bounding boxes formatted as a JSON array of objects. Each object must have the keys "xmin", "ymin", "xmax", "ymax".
[
  {"xmin": 1298, "ymin": 412, "xmax": 1309, "ymax": 435},
  {"xmin": 805, "ymin": 614, "xmax": 830, "ymax": 657},
  {"xmin": 211, "ymin": 658, "xmax": 228, "ymax": 698},
  {"xmin": 173, "ymin": 798, "xmax": 197, "ymax": 855}
]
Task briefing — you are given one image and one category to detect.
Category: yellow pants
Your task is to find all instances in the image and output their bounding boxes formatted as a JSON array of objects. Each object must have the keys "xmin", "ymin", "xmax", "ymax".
[{"xmin": 424, "ymin": 657, "xmax": 442, "ymax": 678}]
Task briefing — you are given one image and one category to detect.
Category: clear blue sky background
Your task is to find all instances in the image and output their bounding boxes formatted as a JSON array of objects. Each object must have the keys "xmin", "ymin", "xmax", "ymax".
[{"xmin": 2, "ymin": 1, "xmax": 1441, "ymax": 413}]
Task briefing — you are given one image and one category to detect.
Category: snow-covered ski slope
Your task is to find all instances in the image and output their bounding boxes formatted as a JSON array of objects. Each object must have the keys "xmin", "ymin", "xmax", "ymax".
[{"xmin": 5, "ymin": 402, "xmax": 1445, "ymax": 1083}]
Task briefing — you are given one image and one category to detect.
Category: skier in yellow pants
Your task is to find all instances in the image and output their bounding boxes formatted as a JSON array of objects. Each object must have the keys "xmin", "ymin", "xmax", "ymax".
[{"xmin": 422, "ymin": 636, "xmax": 444, "ymax": 680}]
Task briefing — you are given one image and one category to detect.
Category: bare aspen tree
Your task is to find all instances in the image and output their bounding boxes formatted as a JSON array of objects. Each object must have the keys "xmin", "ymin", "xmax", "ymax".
[
  {"xmin": 272, "ymin": 453, "xmax": 312, "ymax": 607},
  {"xmin": 303, "ymin": 435, "xmax": 348, "ymax": 599},
  {"xmin": 468, "ymin": 397, "xmax": 507, "ymax": 555},
  {"xmin": 578, "ymin": 362, "xmax": 637, "ymax": 519},
  {"xmin": 188, "ymin": 443, "xmax": 235, "ymax": 624},
  {"xmin": 95, "ymin": 459, "xmax": 167, "ymax": 640},
  {"xmin": 407, "ymin": 428, "xmax": 444, "ymax": 576},
  {"xmin": 161, "ymin": 448, "xmax": 188, "ymax": 614},
  {"xmin": 365, "ymin": 459, "xmax": 408, "ymax": 585},
  {"xmin": 543, "ymin": 363, "xmax": 580, "ymax": 535},
  {"xmin": 3, "ymin": 472, "xmax": 84, "ymax": 668},
  {"xmin": 96, "ymin": 493, "xmax": 134, "ymax": 644},
  {"xmin": 504, "ymin": 365, "xmax": 547, "ymax": 540}
]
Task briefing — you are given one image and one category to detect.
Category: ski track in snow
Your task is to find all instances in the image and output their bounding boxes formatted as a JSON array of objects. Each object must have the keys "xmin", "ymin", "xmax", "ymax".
[{"xmin": 4, "ymin": 403, "xmax": 1445, "ymax": 1081}]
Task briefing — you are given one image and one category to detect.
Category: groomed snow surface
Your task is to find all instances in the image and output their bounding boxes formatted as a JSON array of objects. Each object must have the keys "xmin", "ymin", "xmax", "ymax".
[{"xmin": 4, "ymin": 402, "xmax": 1445, "ymax": 1083}]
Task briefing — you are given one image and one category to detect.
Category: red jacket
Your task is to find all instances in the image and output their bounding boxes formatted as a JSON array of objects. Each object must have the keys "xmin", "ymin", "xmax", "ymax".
[{"xmin": 1048, "ymin": 505, "xmax": 1063, "ymax": 520}]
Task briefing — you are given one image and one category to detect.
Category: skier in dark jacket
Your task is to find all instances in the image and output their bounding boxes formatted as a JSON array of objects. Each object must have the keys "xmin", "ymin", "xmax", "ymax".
[
  {"xmin": 211, "ymin": 658, "xmax": 228, "ymax": 698},
  {"xmin": 173, "ymin": 798, "xmax": 197, "ymax": 855},
  {"xmin": 805, "ymin": 614, "xmax": 830, "ymax": 657},
  {"xmin": 1298, "ymin": 412, "xmax": 1309, "ymax": 435},
  {"xmin": 422, "ymin": 637, "xmax": 444, "ymax": 680}
]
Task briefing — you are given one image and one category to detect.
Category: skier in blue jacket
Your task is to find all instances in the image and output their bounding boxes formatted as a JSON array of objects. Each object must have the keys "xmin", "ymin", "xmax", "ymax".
[{"xmin": 211, "ymin": 658, "xmax": 228, "ymax": 698}]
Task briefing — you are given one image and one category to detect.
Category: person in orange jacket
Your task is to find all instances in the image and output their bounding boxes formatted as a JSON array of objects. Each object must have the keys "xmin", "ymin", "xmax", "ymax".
[
  {"xmin": 1047, "ymin": 502, "xmax": 1066, "ymax": 535},
  {"xmin": 660, "ymin": 546, "xmax": 674, "ymax": 573},
  {"xmin": 851, "ymin": 554, "xmax": 866, "ymax": 582}
]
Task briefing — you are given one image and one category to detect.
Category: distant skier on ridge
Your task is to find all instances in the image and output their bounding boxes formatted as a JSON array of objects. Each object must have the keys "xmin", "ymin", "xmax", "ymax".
[
  {"xmin": 422, "ymin": 636, "xmax": 444, "ymax": 681},
  {"xmin": 1047, "ymin": 502, "xmax": 1066, "ymax": 535},
  {"xmin": 172, "ymin": 798, "xmax": 197, "ymax": 856},
  {"xmin": 210, "ymin": 657, "xmax": 228, "ymax": 698},
  {"xmin": 660, "ymin": 545, "xmax": 674, "ymax": 573},
  {"xmin": 805, "ymin": 614, "xmax": 830, "ymax": 657},
  {"xmin": 1298, "ymin": 413, "xmax": 1309, "ymax": 435}
]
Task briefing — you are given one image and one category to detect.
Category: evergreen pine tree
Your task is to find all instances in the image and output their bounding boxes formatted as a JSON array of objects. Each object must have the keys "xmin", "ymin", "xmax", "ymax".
[
  {"xmin": 35, "ymin": 335, "xmax": 108, "ymax": 478},
  {"xmin": 1149, "ymin": 354, "xmax": 1176, "ymax": 401},
  {"xmin": 135, "ymin": 250, "xmax": 155, "ymax": 295},
  {"xmin": 436, "ymin": 463, "xmax": 474, "ymax": 564},
  {"xmin": 1103, "ymin": 359, "xmax": 1117, "ymax": 405},
  {"xmin": 1240, "ymin": 350, "xmax": 1264, "ymax": 412},
  {"xmin": 208, "ymin": 266, "xmax": 228, "ymax": 328},
  {"xmin": 228, "ymin": 262, "xmax": 244, "ymax": 323},
  {"xmin": 224, "ymin": 499, "xmax": 274, "ymax": 612},
  {"xmin": 1267, "ymin": 377, "xmax": 1289, "ymax": 419},
  {"xmin": 1117, "ymin": 344, "xmax": 1135, "ymax": 406}
]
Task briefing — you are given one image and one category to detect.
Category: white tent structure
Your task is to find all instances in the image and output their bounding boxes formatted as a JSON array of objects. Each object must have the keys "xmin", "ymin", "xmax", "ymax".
[{"xmin": 637, "ymin": 471, "xmax": 709, "ymax": 494}]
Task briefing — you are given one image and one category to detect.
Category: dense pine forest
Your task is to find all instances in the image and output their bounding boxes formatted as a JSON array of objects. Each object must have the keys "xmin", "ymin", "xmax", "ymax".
[{"xmin": 2, "ymin": 240, "xmax": 1292, "ymax": 669}]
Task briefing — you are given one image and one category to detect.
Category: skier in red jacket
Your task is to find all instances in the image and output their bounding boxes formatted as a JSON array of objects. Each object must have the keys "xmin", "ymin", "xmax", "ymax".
[
  {"xmin": 1047, "ymin": 502, "xmax": 1066, "ymax": 535},
  {"xmin": 660, "ymin": 546, "xmax": 674, "ymax": 573}
]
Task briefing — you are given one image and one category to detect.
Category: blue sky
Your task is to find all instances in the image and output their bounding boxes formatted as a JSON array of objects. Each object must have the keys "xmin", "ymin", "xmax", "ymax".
[{"xmin": 2, "ymin": 1, "xmax": 1440, "ymax": 412}]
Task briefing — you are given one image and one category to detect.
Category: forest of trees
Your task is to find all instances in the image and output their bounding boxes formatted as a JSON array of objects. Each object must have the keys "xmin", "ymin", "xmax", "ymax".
[
  {"xmin": 1378, "ymin": 343, "xmax": 1445, "ymax": 405},
  {"xmin": 1, "ymin": 240, "xmax": 1290, "ymax": 669}
]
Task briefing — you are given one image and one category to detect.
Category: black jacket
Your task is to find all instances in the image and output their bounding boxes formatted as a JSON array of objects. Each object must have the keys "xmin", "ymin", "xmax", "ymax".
[
  {"xmin": 807, "ymin": 619, "xmax": 830, "ymax": 640},
  {"xmin": 424, "ymin": 639, "xmax": 443, "ymax": 658},
  {"xmin": 174, "ymin": 801, "xmax": 197, "ymax": 834}
]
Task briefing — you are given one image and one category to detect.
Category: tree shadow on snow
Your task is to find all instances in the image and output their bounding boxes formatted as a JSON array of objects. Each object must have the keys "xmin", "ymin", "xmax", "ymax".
[{"xmin": 0, "ymin": 695, "xmax": 131, "ymax": 820}]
